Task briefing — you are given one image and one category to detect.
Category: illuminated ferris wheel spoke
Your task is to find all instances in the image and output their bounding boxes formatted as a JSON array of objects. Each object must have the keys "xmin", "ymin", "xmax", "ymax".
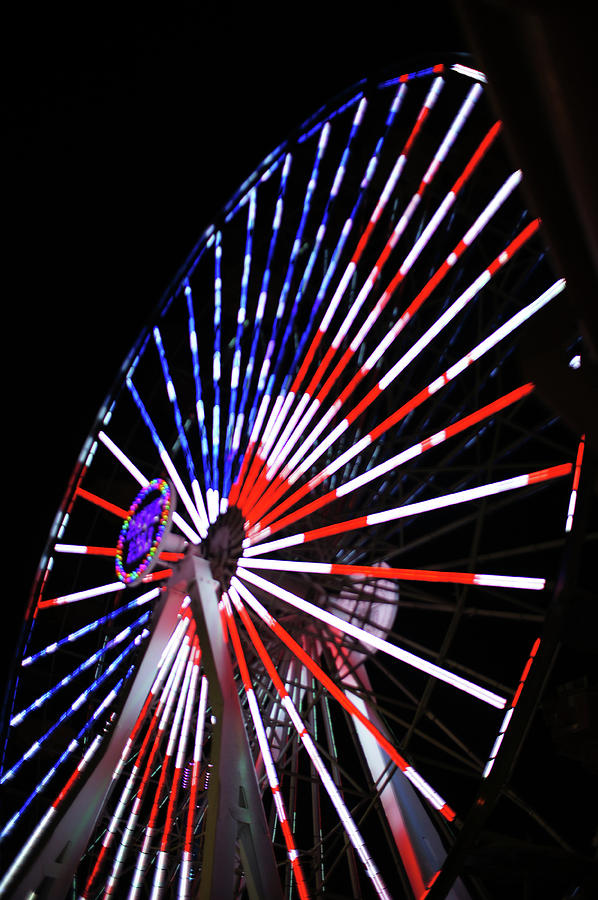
[
  {"xmin": 249, "ymin": 202, "xmax": 537, "ymax": 529},
  {"xmin": 103, "ymin": 626, "xmax": 195, "ymax": 896},
  {"xmin": 184, "ymin": 281, "xmax": 214, "ymax": 512},
  {"xmin": 235, "ymin": 123, "xmax": 333, "ymax": 508},
  {"xmin": 153, "ymin": 325, "xmax": 210, "ymax": 528},
  {"xmin": 0, "ymin": 632, "xmax": 146, "ymax": 787},
  {"xmin": 243, "ymin": 463, "xmax": 572, "ymax": 563},
  {"xmin": 248, "ymin": 382, "xmax": 534, "ymax": 540},
  {"xmin": 247, "ymin": 277, "xmax": 567, "ymax": 522},
  {"xmin": 178, "ymin": 672, "xmax": 209, "ymax": 900},
  {"xmin": 234, "ymin": 570, "xmax": 506, "ymax": 710},
  {"xmin": 255, "ymin": 114, "xmax": 504, "ymax": 507},
  {"xmin": 75, "ymin": 486, "xmax": 129, "ymax": 518},
  {"xmin": 97, "ymin": 429, "xmax": 201, "ymax": 544},
  {"xmin": 222, "ymin": 190, "xmax": 257, "ymax": 503},
  {"xmin": 149, "ymin": 641, "xmax": 201, "ymax": 900},
  {"xmin": 222, "ymin": 594, "xmax": 311, "ymax": 899},
  {"xmin": 127, "ymin": 377, "xmax": 208, "ymax": 538},
  {"xmin": 226, "ymin": 587, "xmax": 392, "ymax": 899},
  {"xmin": 237, "ymin": 557, "xmax": 545, "ymax": 592},
  {"xmin": 80, "ymin": 618, "xmax": 194, "ymax": 898},
  {"xmin": 565, "ymin": 433, "xmax": 586, "ymax": 533},
  {"xmin": 10, "ymin": 612, "xmax": 151, "ymax": 728}
]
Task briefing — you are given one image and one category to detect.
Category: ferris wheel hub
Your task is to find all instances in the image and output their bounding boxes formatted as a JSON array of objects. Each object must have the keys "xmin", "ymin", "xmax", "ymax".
[{"xmin": 202, "ymin": 505, "xmax": 245, "ymax": 595}]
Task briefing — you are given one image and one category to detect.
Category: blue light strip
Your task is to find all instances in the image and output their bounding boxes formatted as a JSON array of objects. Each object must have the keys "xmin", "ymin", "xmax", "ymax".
[
  {"xmin": 282, "ymin": 83, "xmax": 407, "ymax": 400},
  {"xmin": 185, "ymin": 281, "xmax": 213, "ymax": 493},
  {"xmin": 246, "ymin": 122, "xmax": 331, "ymax": 468},
  {"xmin": 21, "ymin": 591, "xmax": 156, "ymax": 668},
  {"xmin": 0, "ymin": 633, "xmax": 147, "ymax": 786},
  {"xmin": 222, "ymin": 189, "xmax": 257, "ymax": 501},
  {"xmin": 153, "ymin": 326, "xmax": 209, "ymax": 525},
  {"xmin": 11, "ymin": 611, "xmax": 151, "ymax": 727},
  {"xmin": 0, "ymin": 669, "xmax": 133, "ymax": 840},
  {"xmin": 241, "ymin": 154, "xmax": 292, "ymax": 441},
  {"xmin": 212, "ymin": 231, "xmax": 223, "ymax": 508},
  {"xmin": 262, "ymin": 97, "xmax": 369, "ymax": 455}
]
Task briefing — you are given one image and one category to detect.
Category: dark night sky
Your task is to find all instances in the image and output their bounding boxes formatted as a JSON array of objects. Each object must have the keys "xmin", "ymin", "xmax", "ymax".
[{"xmin": 5, "ymin": 5, "xmax": 466, "ymax": 623}]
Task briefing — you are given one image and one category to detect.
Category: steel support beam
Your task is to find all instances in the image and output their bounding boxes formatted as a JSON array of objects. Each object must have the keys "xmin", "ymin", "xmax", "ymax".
[{"xmin": 188, "ymin": 555, "xmax": 283, "ymax": 900}]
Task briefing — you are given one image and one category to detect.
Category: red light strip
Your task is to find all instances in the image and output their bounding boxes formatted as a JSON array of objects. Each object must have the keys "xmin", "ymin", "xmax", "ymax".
[
  {"xmin": 81, "ymin": 616, "xmax": 192, "ymax": 897},
  {"xmin": 243, "ymin": 464, "xmax": 572, "ymax": 558},
  {"xmin": 234, "ymin": 78, "xmax": 447, "ymax": 513},
  {"xmin": 103, "ymin": 626, "xmax": 195, "ymax": 896},
  {"xmin": 235, "ymin": 569, "xmax": 505, "ymax": 709},
  {"xmin": 242, "ymin": 121, "xmax": 507, "ymax": 520},
  {"xmin": 565, "ymin": 434, "xmax": 585, "ymax": 533},
  {"xmin": 227, "ymin": 585, "xmax": 393, "ymax": 896},
  {"xmin": 76, "ymin": 487, "xmax": 128, "ymax": 518},
  {"xmin": 126, "ymin": 641, "xmax": 197, "ymax": 900},
  {"xmin": 248, "ymin": 215, "xmax": 538, "ymax": 526},
  {"xmin": 238, "ymin": 558, "xmax": 545, "ymax": 591},
  {"xmin": 230, "ymin": 578, "xmax": 456, "ymax": 821},
  {"xmin": 483, "ymin": 637, "xmax": 541, "ymax": 778},
  {"xmin": 151, "ymin": 640, "xmax": 201, "ymax": 900},
  {"xmin": 248, "ymin": 383, "xmax": 534, "ymax": 540},
  {"xmin": 221, "ymin": 595, "xmax": 310, "ymax": 899},
  {"xmin": 178, "ymin": 673, "xmax": 209, "ymax": 899}
]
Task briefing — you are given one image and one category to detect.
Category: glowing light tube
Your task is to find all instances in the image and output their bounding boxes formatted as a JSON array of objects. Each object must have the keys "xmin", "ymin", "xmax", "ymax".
[
  {"xmin": 127, "ymin": 377, "xmax": 208, "ymax": 539},
  {"xmin": 37, "ymin": 580, "xmax": 126, "ymax": 610},
  {"xmin": 177, "ymin": 674, "xmax": 209, "ymax": 900},
  {"xmin": 185, "ymin": 281, "xmax": 213, "ymax": 503},
  {"xmin": 483, "ymin": 637, "xmax": 541, "ymax": 778},
  {"xmin": 565, "ymin": 434, "xmax": 585, "ymax": 533},
  {"xmin": 11, "ymin": 612, "xmax": 150, "ymax": 726},
  {"xmin": 103, "ymin": 629, "xmax": 193, "ymax": 896},
  {"xmin": 81, "ymin": 620, "xmax": 192, "ymax": 898},
  {"xmin": 222, "ymin": 594, "xmax": 310, "ymax": 899},
  {"xmin": 98, "ymin": 429, "xmax": 201, "ymax": 544},
  {"xmin": 244, "ymin": 463, "xmax": 571, "ymax": 563},
  {"xmin": 22, "ymin": 589, "xmax": 157, "ymax": 667},
  {"xmin": 227, "ymin": 585, "xmax": 391, "ymax": 898},
  {"xmin": 0, "ymin": 733, "xmax": 104, "ymax": 895},
  {"xmin": 248, "ymin": 278, "xmax": 566, "ymax": 526},
  {"xmin": 128, "ymin": 641, "xmax": 196, "ymax": 900},
  {"xmin": 0, "ymin": 631, "xmax": 148, "ymax": 786},
  {"xmin": 222, "ymin": 190, "xmax": 257, "ymax": 501},
  {"xmin": 150, "ymin": 641, "xmax": 201, "ymax": 900},
  {"xmin": 154, "ymin": 325, "xmax": 209, "ymax": 528},
  {"xmin": 250, "ymin": 384, "xmax": 534, "ymax": 540},
  {"xmin": 230, "ymin": 580, "xmax": 456, "ymax": 822},
  {"xmin": 237, "ymin": 558, "xmax": 545, "ymax": 591},
  {"xmin": 235, "ymin": 570, "xmax": 506, "ymax": 709},
  {"xmin": 75, "ymin": 486, "xmax": 129, "ymax": 518}
]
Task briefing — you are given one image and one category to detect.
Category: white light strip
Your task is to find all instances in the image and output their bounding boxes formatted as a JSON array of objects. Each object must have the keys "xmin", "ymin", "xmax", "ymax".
[{"xmin": 235, "ymin": 571, "xmax": 506, "ymax": 709}]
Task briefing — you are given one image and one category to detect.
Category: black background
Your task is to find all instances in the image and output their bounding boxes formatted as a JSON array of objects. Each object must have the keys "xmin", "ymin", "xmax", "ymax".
[{"xmin": 5, "ymin": 4, "xmax": 465, "ymax": 646}]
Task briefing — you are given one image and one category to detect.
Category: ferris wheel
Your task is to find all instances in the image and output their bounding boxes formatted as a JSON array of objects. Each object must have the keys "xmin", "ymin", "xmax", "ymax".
[{"xmin": 0, "ymin": 58, "xmax": 593, "ymax": 899}]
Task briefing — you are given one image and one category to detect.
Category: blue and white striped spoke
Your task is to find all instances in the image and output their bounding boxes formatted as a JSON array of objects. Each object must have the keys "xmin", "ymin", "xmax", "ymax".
[{"xmin": 1, "ymin": 62, "xmax": 582, "ymax": 900}]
